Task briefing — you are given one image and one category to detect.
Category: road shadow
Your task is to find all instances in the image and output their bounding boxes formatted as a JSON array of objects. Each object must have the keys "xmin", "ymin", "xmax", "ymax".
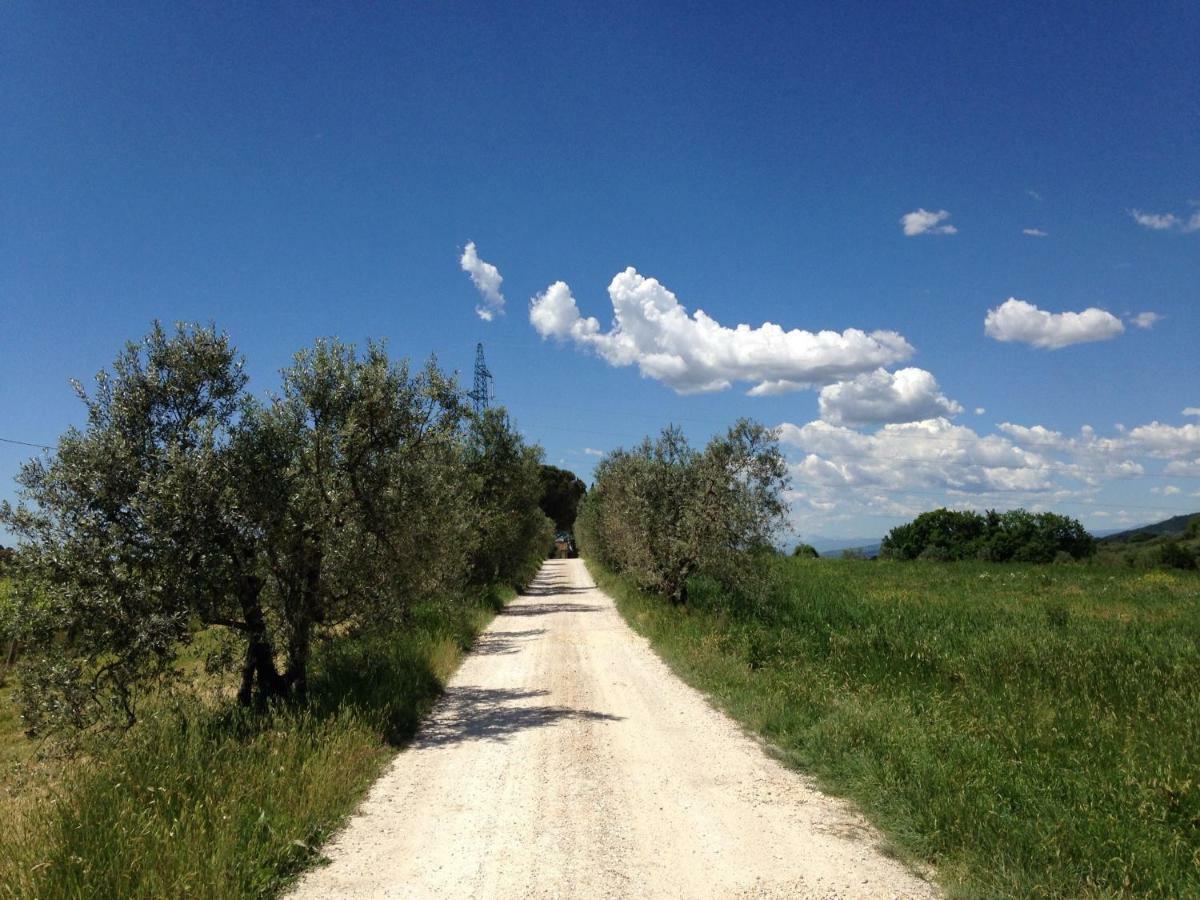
[
  {"xmin": 413, "ymin": 687, "xmax": 623, "ymax": 748},
  {"xmin": 520, "ymin": 583, "xmax": 594, "ymax": 597},
  {"xmin": 471, "ymin": 628, "xmax": 546, "ymax": 656},
  {"xmin": 501, "ymin": 602, "xmax": 603, "ymax": 617}
]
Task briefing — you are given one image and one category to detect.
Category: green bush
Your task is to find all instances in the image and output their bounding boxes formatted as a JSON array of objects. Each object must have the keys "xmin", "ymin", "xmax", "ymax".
[
  {"xmin": 881, "ymin": 508, "xmax": 1095, "ymax": 563},
  {"xmin": 1160, "ymin": 540, "xmax": 1198, "ymax": 571}
]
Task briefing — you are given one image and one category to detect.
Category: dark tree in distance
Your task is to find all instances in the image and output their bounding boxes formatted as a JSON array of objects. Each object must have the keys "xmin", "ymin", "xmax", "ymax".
[{"xmin": 538, "ymin": 465, "xmax": 587, "ymax": 532}]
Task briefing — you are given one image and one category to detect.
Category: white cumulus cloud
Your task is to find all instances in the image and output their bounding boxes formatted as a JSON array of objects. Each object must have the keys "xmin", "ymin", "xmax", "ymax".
[
  {"xmin": 529, "ymin": 268, "xmax": 914, "ymax": 395},
  {"xmin": 1184, "ymin": 408, "xmax": 1200, "ymax": 417},
  {"xmin": 901, "ymin": 208, "xmax": 957, "ymax": 236},
  {"xmin": 818, "ymin": 368, "xmax": 962, "ymax": 426},
  {"xmin": 1130, "ymin": 208, "xmax": 1200, "ymax": 233},
  {"xmin": 1124, "ymin": 421, "xmax": 1200, "ymax": 458},
  {"xmin": 1022, "ymin": 228, "xmax": 1048, "ymax": 237},
  {"xmin": 776, "ymin": 416, "xmax": 1172, "ymax": 538},
  {"xmin": 984, "ymin": 298, "xmax": 1125, "ymax": 349},
  {"xmin": 460, "ymin": 241, "xmax": 505, "ymax": 321},
  {"xmin": 779, "ymin": 418, "xmax": 1056, "ymax": 495}
]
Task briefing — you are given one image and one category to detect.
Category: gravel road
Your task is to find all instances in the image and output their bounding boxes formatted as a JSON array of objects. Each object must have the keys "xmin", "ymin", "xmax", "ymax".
[{"xmin": 290, "ymin": 558, "xmax": 938, "ymax": 899}]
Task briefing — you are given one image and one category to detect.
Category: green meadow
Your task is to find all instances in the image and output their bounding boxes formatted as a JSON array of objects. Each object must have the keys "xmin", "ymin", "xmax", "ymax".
[
  {"xmin": 0, "ymin": 589, "xmax": 505, "ymax": 899},
  {"xmin": 593, "ymin": 557, "xmax": 1200, "ymax": 898}
]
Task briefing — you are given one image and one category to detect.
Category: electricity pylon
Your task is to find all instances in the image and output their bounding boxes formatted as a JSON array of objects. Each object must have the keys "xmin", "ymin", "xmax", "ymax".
[{"xmin": 469, "ymin": 342, "xmax": 493, "ymax": 413}]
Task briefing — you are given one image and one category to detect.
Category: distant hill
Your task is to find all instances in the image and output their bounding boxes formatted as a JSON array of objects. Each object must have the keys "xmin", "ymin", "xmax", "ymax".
[
  {"xmin": 805, "ymin": 537, "xmax": 882, "ymax": 557},
  {"xmin": 803, "ymin": 513, "xmax": 1200, "ymax": 558},
  {"xmin": 1099, "ymin": 512, "xmax": 1200, "ymax": 544}
]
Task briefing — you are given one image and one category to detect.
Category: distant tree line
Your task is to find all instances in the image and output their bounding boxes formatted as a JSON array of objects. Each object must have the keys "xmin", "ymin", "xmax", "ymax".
[
  {"xmin": 575, "ymin": 421, "xmax": 789, "ymax": 605},
  {"xmin": 880, "ymin": 508, "xmax": 1096, "ymax": 563},
  {"xmin": 1098, "ymin": 516, "xmax": 1200, "ymax": 571},
  {"xmin": 0, "ymin": 323, "xmax": 555, "ymax": 734}
]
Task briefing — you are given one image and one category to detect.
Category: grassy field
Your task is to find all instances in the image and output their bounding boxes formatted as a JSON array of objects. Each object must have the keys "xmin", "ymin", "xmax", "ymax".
[
  {"xmin": 0, "ymin": 578, "xmax": 28, "ymax": 776},
  {"xmin": 591, "ymin": 557, "xmax": 1200, "ymax": 898},
  {"xmin": 0, "ymin": 588, "xmax": 509, "ymax": 899}
]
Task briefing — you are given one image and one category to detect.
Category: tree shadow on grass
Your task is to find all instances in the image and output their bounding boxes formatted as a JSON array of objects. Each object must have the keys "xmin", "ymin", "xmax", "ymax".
[{"xmin": 412, "ymin": 686, "xmax": 623, "ymax": 748}]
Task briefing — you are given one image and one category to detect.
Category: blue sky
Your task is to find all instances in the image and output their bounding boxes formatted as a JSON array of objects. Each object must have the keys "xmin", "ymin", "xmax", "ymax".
[{"xmin": 2, "ymin": 1, "xmax": 1198, "ymax": 541}]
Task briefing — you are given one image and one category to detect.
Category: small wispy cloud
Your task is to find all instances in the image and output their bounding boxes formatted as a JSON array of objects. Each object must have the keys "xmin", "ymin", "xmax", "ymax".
[
  {"xmin": 1129, "ymin": 208, "xmax": 1200, "ymax": 234},
  {"xmin": 1151, "ymin": 485, "xmax": 1181, "ymax": 496},
  {"xmin": 901, "ymin": 208, "xmax": 957, "ymax": 237},
  {"xmin": 583, "ymin": 447, "xmax": 604, "ymax": 457},
  {"xmin": 1022, "ymin": 228, "xmax": 1048, "ymax": 237},
  {"xmin": 975, "ymin": 407, "xmax": 986, "ymax": 415},
  {"xmin": 460, "ymin": 241, "xmax": 506, "ymax": 321},
  {"xmin": 1026, "ymin": 190, "xmax": 1043, "ymax": 202},
  {"xmin": 1183, "ymin": 407, "xmax": 1200, "ymax": 418},
  {"xmin": 1128, "ymin": 311, "xmax": 1163, "ymax": 330}
]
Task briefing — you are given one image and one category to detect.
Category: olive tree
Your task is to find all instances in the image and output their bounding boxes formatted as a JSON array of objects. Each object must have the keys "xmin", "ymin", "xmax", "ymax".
[
  {"xmin": 464, "ymin": 408, "xmax": 555, "ymax": 588},
  {"xmin": 0, "ymin": 323, "xmax": 264, "ymax": 730},
  {"xmin": 243, "ymin": 339, "xmax": 471, "ymax": 701},
  {"xmin": 577, "ymin": 419, "xmax": 789, "ymax": 605},
  {"xmin": 0, "ymin": 325, "xmax": 477, "ymax": 730}
]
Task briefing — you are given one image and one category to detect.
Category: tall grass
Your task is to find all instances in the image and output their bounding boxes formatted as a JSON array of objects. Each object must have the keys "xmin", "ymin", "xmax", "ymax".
[
  {"xmin": 592, "ymin": 557, "xmax": 1200, "ymax": 898},
  {"xmin": 0, "ymin": 589, "xmax": 506, "ymax": 899}
]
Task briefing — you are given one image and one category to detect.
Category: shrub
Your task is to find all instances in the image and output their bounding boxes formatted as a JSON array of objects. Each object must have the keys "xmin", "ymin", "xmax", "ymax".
[
  {"xmin": 881, "ymin": 508, "xmax": 1095, "ymax": 564},
  {"xmin": 1160, "ymin": 540, "xmax": 1198, "ymax": 571},
  {"xmin": 792, "ymin": 543, "xmax": 819, "ymax": 559}
]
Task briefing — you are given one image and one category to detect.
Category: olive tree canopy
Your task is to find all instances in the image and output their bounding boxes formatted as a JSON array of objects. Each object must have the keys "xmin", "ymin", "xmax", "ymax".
[{"xmin": 576, "ymin": 419, "xmax": 789, "ymax": 605}]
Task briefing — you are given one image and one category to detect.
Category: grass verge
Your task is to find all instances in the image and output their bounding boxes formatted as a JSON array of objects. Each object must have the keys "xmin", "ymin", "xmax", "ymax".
[
  {"xmin": 0, "ymin": 587, "xmax": 509, "ymax": 899},
  {"xmin": 588, "ymin": 556, "xmax": 1200, "ymax": 899}
]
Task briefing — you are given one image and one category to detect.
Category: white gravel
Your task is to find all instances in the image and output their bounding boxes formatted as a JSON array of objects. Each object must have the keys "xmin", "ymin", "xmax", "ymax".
[{"xmin": 289, "ymin": 558, "xmax": 939, "ymax": 899}]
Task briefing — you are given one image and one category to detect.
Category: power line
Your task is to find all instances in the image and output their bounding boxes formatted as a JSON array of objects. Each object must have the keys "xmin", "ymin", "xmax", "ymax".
[{"xmin": 0, "ymin": 436, "xmax": 53, "ymax": 450}]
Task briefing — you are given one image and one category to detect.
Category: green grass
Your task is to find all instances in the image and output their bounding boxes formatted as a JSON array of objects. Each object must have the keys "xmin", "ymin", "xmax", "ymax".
[
  {"xmin": 0, "ymin": 578, "xmax": 27, "ymax": 774},
  {"xmin": 0, "ymin": 588, "xmax": 508, "ymax": 899},
  {"xmin": 590, "ymin": 557, "xmax": 1200, "ymax": 898}
]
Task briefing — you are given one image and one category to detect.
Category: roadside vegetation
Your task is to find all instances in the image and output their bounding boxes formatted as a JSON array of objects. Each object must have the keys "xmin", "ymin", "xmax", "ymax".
[
  {"xmin": 1095, "ymin": 514, "xmax": 1200, "ymax": 571},
  {"xmin": 879, "ymin": 507, "xmax": 1096, "ymax": 563},
  {"xmin": 0, "ymin": 323, "xmax": 555, "ymax": 897},
  {"xmin": 574, "ymin": 420, "xmax": 787, "ymax": 606},
  {"xmin": 581, "ymin": 424, "xmax": 1200, "ymax": 898}
]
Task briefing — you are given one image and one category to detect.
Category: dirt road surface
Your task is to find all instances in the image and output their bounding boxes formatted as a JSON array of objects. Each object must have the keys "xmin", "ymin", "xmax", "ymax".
[{"xmin": 291, "ymin": 559, "xmax": 938, "ymax": 899}]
